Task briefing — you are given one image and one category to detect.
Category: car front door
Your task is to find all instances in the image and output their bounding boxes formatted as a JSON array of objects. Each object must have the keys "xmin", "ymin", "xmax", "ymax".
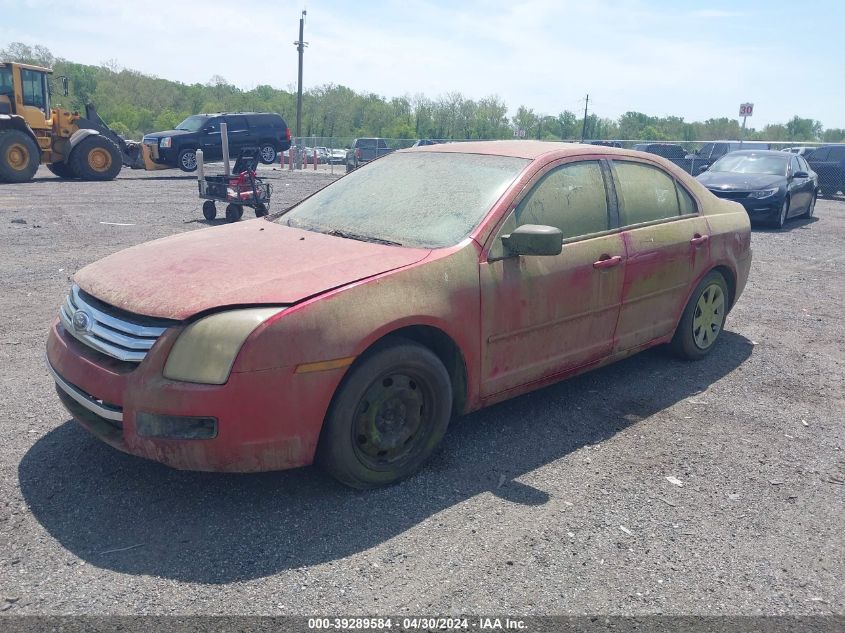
[
  {"xmin": 200, "ymin": 117, "xmax": 222, "ymax": 160},
  {"xmin": 609, "ymin": 159, "xmax": 711, "ymax": 352},
  {"xmin": 479, "ymin": 159, "xmax": 626, "ymax": 399},
  {"xmin": 788, "ymin": 155, "xmax": 811, "ymax": 213}
]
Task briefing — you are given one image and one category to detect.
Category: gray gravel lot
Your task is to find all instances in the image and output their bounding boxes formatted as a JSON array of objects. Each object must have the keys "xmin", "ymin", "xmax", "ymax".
[{"xmin": 0, "ymin": 166, "xmax": 843, "ymax": 616}]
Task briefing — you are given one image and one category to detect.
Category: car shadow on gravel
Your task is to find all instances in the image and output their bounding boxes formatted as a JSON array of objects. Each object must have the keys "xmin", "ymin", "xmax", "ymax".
[
  {"xmin": 752, "ymin": 216, "xmax": 819, "ymax": 233},
  {"xmin": 19, "ymin": 332, "xmax": 753, "ymax": 584}
]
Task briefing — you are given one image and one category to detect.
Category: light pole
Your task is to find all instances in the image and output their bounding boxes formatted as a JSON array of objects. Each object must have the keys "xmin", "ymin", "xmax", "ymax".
[{"xmin": 294, "ymin": 9, "xmax": 307, "ymax": 168}]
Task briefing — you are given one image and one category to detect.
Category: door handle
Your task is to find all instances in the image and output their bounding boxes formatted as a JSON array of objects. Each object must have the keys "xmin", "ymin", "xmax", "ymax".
[
  {"xmin": 690, "ymin": 234, "xmax": 709, "ymax": 247},
  {"xmin": 593, "ymin": 255, "xmax": 622, "ymax": 269}
]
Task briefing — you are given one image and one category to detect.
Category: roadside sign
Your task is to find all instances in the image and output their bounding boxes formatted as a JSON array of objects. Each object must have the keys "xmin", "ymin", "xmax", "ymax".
[{"xmin": 739, "ymin": 103, "xmax": 754, "ymax": 117}]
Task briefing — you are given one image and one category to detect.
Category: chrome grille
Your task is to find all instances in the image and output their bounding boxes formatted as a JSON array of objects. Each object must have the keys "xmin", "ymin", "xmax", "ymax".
[{"xmin": 59, "ymin": 285, "xmax": 173, "ymax": 362}]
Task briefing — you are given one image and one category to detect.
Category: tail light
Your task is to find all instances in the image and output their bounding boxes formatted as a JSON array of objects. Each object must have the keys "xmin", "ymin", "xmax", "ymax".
[
  {"xmin": 355, "ymin": 148, "xmax": 362, "ymax": 160},
  {"xmin": 285, "ymin": 127, "xmax": 291, "ymax": 141}
]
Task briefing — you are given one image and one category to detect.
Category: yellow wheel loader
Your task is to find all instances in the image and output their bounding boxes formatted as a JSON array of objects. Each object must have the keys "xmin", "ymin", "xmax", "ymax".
[{"xmin": 0, "ymin": 61, "xmax": 146, "ymax": 183}]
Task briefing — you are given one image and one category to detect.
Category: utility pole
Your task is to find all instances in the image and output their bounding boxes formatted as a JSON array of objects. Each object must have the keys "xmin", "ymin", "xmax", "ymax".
[
  {"xmin": 580, "ymin": 94, "xmax": 589, "ymax": 143},
  {"xmin": 294, "ymin": 9, "xmax": 307, "ymax": 168}
]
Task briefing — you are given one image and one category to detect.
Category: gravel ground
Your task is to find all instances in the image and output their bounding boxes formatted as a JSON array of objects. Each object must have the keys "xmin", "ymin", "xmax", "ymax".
[{"xmin": 0, "ymin": 166, "xmax": 842, "ymax": 616}]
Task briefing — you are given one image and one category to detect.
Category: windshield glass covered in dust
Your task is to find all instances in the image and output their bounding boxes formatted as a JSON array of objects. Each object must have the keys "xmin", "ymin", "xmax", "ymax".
[{"xmin": 280, "ymin": 152, "xmax": 529, "ymax": 248}]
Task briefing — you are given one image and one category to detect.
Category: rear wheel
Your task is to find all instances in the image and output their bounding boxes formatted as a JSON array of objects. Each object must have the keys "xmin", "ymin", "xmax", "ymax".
[
  {"xmin": 70, "ymin": 135, "xmax": 122, "ymax": 181},
  {"xmin": 670, "ymin": 271, "xmax": 729, "ymax": 360},
  {"xmin": 254, "ymin": 203, "xmax": 268, "ymax": 217},
  {"xmin": 258, "ymin": 143, "xmax": 277, "ymax": 164},
  {"xmin": 202, "ymin": 200, "xmax": 217, "ymax": 221},
  {"xmin": 225, "ymin": 203, "xmax": 241, "ymax": 223},
  {"xmin": 316, "ymin": 339, "xmax": 453, "ymax": 488},
  {"xmin": 47, "ymin": 161, "xmax": 76, "ymax": 179},
  {"xmin": 0, "ymin": 129, "xmax": 40, "ymax": 183}
]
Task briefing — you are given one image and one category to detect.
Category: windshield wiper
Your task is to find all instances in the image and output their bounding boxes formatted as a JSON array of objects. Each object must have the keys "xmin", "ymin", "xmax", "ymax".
[{"xmin": 325, "ymin": 229, "xmax": 402, "ymax": 247}]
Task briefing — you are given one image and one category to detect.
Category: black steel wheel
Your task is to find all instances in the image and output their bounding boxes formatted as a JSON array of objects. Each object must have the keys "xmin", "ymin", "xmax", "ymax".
[
  {"xmin": 225, "ymin": 203, "xmax": 241, "ymax": 223},
  {"xmin": 202, "ymin": 200, "xmax": 217, "ymax": 221},
  {"xmin": 317, "ymin": 339, "xmax": 452, "ymax": 488}
]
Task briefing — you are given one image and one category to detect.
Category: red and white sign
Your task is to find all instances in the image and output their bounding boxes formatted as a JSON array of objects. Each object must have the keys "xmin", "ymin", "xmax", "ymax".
[{"xmin": 739, "ymin": 103, "xmax": 754, "ymax": 117}]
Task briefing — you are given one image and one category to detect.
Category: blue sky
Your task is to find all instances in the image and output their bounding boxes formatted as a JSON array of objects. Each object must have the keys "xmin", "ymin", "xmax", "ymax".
[{"xmin": 3, "ymin": 0, "xmax": 843, "ymax": 129}]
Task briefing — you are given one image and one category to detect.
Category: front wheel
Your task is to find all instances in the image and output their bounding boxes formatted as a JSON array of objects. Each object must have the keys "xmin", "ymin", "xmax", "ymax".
[
  {"xmin": 177, "ymin": 148, "xmax": 198, "ymax": 172},
  {"xmin": 258, "ymin": 144, "xmax": 277, "ymax": 164},
  {"xmin": 0, "ymin": 129, "xmax": 40, "ymax": 183},
  {"xmin": 316, "ymin": 339, "xmax": 453, "ymax": 488},
  {"xmin": 670, "ymin": 271, "xmax": 729, "ymax": 361},
  {"xmin": 70, "ymin": 135, "xmax": 122, "ymax": 181},
  {"xmin": 774, "ymin": 197, "xmax": 789, "ymax": 229}
]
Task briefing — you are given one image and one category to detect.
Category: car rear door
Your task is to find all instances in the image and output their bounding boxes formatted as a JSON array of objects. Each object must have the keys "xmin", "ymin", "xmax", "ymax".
[
  {"xmin": 479, "ymin": 158, "xmax": 626, "ymax": 398},
  {"xmin": 609, "ymin": 159, "xmax": 711, "ymax": 352},
  {"xmin": 224, "ymin": 115, "xmax": 249, "ymax": 157},
  {"xmin": 200, "ymin": 117, "xmax": 222, "ymax": 160}
]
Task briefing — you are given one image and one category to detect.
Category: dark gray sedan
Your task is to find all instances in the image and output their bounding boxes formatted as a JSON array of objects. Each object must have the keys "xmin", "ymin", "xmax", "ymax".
[{"xmin": 697, "ymin": 150, "xmax": 818, "ymax": 229}]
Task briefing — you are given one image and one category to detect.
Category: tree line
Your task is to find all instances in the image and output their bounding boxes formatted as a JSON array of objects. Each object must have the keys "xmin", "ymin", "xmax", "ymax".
[{"xmin": 3, "ymin": 42, "xmax": 844, "ymax": 144}]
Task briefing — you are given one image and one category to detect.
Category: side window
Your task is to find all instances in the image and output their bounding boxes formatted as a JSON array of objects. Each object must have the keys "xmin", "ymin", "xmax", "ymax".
[
  {"xmin": 514, "ymin": 161, "xmax": 609, "ymax": 239},
  {"xmin": 377, "ymin": 139, "xmax": 388, "ymax": 148},
  {"xmin": 0, "ymin": 67, "xmax": 12, "ymax": 95},
  {"xmin": 613, "ymin": 161, "xmax": 681, "ymax": 225},
  {"xmin": 21, "ymin": 69, "xmax": 45, "ymax": 109},
  {"xmin": 677, "ymin": 183, "xmax": 697, "ymax": 215},
  {"xmin": 225, "ymin": 116, "xmax": 248, "ymax": 132},
  {"xmin": 790, "ymin": 156, "xmax": 800, "ymax": 175},
  {"xmin": 206, "ymin": 118, "xmax": 220, "ymax": 133},
  {"xmin": 797, "ymin": 156, "xmax": 810, "ymax": 172}
]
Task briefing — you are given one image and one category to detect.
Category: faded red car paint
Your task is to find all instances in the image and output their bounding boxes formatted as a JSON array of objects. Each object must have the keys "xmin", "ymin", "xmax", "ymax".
[{"xmin": 46, "ymin": 141, "xmax": 752, "ymax": 472}]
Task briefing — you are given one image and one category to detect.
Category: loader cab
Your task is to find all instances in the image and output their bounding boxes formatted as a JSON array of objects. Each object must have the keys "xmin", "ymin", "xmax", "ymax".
[
  {"xmin": 1, "ymin": 62, "xmax": 52, "ymax": 131},
  {"xmin": 0, "ymin": 65, "xmax": 14, "ymax": 115}
]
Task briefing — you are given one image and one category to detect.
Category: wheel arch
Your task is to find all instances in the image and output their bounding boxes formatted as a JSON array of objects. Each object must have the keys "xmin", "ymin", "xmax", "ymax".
[
  {"xmin": 67, "ymin": 128, "xmax": 101, "ymax": 159},
  {"xmin": 0, "ymin": 115, "xmax": 39, "ymax": 147},
  {"xmin": 710, "ymin": 264, "xmax": 737, "ymax": 310}
]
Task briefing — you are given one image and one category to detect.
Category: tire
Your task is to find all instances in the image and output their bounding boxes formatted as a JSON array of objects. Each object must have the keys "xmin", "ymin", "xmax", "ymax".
[
  {"xmin": 254, "ymin": 203, "xmax": 268, "ymax": 217},
  {"xmin": 177, "ymin": 148, "xmax": 198, "ymax": 172},
  {"xmin": 258, "ymin": 143, "xmax": 277, "ymax": 165},
  {"xmin": 202, "ymin": 200, "xmax": 217, "ymax": 221},
  {"xmin": 774, "ymin": 196, "xmax": 789, "ymax": 229},
  {"xmin": 345, "ymin": 161, "xmax": 354, "ymax": 174},
  {"xmin": 801, "ymin": 193, "xmax": 816, "ymax": 218},
  {"xmin": 0, "ymin": 129, "xmax": 40, "ymax": 183},
  {"xmin": 225, "ymin": 203, "xmax": 241, "ymax": 223},
  {"xmin": 46, "ymin": 162, "xmax": 76, "ymax": 179},
  {"xmin": 70, "ymin": 135, "xmax": 122, "ymax": 181},
  {"xmin": 316, "ymin": 339, "xmax": 453, "ymax": 488},
  {"xmin": 670, "ymin": 271, "xmax": 729, "ymax": 361}
]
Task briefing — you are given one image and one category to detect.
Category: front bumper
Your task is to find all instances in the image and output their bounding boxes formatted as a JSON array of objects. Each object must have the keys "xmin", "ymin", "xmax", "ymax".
[{"xmin": 46, "ymin": 318, "xmax": 337, "ymax": 472}]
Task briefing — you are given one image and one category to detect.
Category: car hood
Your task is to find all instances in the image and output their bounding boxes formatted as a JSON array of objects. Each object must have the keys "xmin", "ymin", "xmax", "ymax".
[
  {"xmin": 74, "ymin": 221, "xmax": 431, "ymax": 320},
  {"xmin": 143, "ymin": 129, "xmax": 195, "ymax": 140},
  {"xmin": 696, "ymin": 171, "xmax": 784, "ymax": 190}
]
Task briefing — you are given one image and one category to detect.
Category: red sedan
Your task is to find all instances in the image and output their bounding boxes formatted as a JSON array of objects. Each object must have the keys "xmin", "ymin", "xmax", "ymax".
[{"xmin": 46, "ymin": 141, "xmax": 752, "ymax": 487}]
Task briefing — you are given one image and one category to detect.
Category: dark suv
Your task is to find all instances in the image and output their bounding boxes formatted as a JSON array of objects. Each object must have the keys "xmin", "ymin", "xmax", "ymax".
[
  {"xmin": 142, "ymin": 112, "xmax": 291, "ymax": 172},
  {"xmin": 806, "ymin": 145, "xmax": 845, "ymax": 196}
]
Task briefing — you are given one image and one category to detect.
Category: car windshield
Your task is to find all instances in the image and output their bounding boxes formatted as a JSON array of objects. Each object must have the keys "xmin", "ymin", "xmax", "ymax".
[
  {"xmin": 710, "ymin": 153, "xmax": 788, "ymax": 176},
  {"xmin": 175, "ymin": 115, "xmax": 209, "ymax": 132},
  {"xmin": 280, "ymin": 152, "xmax": 529, "ymax": 248}
]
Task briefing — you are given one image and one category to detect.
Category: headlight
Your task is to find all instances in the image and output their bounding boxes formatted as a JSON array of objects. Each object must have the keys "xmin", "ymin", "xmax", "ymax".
[
  {"xmin": 159, "ymin": 136, "xmax": 172, "ymax": 149},
  {"xmin": 748, "ymin": 188, "xmax": 778, "ymax": 199},
  {"xmin": 163, "ymin": 308, "xmax": 285, "ymax": 384}
]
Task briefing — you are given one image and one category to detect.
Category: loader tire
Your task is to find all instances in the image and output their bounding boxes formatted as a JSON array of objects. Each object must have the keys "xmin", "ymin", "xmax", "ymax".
[
  {"xmin": 70, "ymin": 135, "xmax": 122, "ymax": 181},
  {"xmin": 47, "ymin": 162, "xmax": 76, "ymax": 179},
  {"xmin": 0, "ymin": 129, "xmax": 40, "ymax": 183}
]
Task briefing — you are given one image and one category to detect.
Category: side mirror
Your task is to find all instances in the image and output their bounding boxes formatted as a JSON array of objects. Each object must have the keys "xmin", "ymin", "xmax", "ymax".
[
  {"xmin": 502, "ymin": 224, "xmax": 563, "ymax": 257},
  {"xmin": 793, "ymin": 171, "xmax": 809, "ymax": 179},
  {"xmin": 698, "ymin": 164, "xmax": 709, "ymax": 173}
]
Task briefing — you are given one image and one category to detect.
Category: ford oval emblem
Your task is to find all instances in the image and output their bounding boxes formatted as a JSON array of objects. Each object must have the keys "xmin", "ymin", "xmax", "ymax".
[{"xmin": 72, "ymin": 310, "xmax": 92, "ymax": 333}]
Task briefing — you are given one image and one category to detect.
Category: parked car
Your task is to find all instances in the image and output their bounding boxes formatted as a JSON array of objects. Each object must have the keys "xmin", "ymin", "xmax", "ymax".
[
  {"xmin": 632, "ymin": 143, "xmax": 692, "ymax": 173},
  {"xmin": 412, "ymin": 139, "xmax": 440, "ymax": 147},
  {"xmin": 47, "ymin": 141, "xmax": 751, "ymax": 487},
  {"xmin": 589, "ymin": 140, "xmax": 622, "ymax": 147},
  {"xmin": 345, "ymin": 137, "xmax": 394, "ymax": 172},
  {"xmin": 696, "ymin": 150, "xmax": 818, "ymax": 228},
  {"xmin": 781, "ymin": 146, "xmax": 817, "ymax": 156},
  {"xmin": 686, "ymin": 141, "xmax": 770, "ymax": 173},
  {"xmin": 314, "ymin": 147, "xmax": 330, "ymax": 163},
  {"xmin": 329, "ymin": 148, "xmax": 346, "ymax": 164},
  {"xmin": 142, "ymin": 112, "xmax": 291, "ymax": 172},
  {"xmin": 805, "ymin": 144, "xmax": 845, "ymax": 196}
]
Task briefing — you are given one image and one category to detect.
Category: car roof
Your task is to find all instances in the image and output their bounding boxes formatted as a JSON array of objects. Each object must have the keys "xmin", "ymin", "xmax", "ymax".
[{"xmin": 403, "ymin": 140, "xmax": 638, "ymax": 159}]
